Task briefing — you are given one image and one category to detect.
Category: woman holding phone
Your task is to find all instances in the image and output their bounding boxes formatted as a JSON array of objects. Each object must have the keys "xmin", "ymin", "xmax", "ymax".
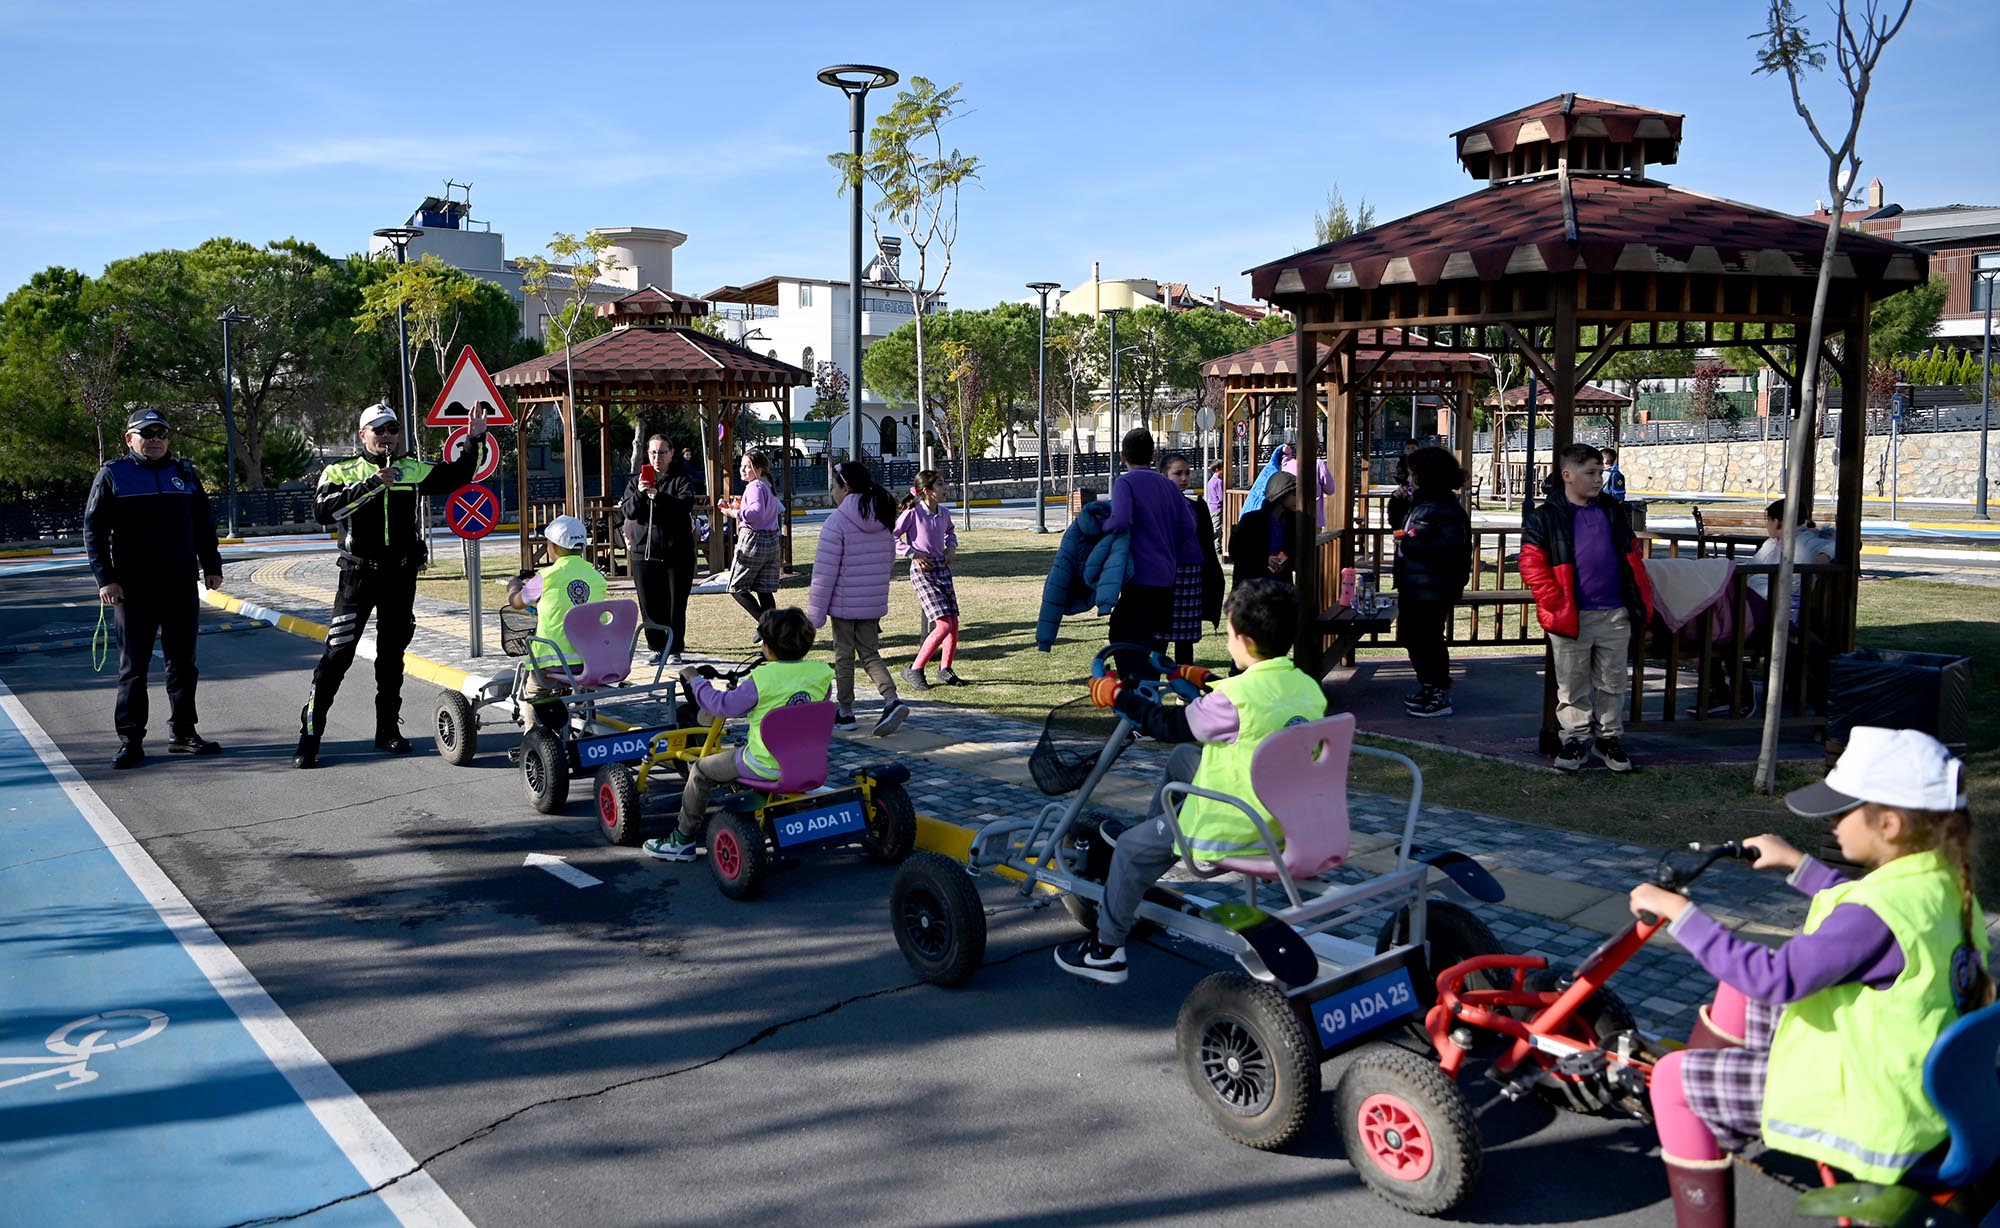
[{"xmin": 620, "ymin": 434, "xmax": 698, "ymax": 662}]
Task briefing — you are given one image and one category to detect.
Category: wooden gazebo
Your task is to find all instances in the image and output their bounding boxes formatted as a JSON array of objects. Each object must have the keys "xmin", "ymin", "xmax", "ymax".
[
  {"xmin": 1202, "ymin": 331, "xmax": 1490, "ymax": 610},
  {"xmin": 1242, "ymin": 93, "xmax": 1928, "ymax": 680},
  {"xmin": 1484, "ymin": 381, "xmax": 1633, "ymax": 498},
  {"xmin": 491, "ymin": 287, "xmax": 810, "ymax": 573}
]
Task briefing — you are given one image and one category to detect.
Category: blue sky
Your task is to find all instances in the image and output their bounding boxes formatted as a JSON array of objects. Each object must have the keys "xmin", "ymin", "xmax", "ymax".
[{"xmin": 2, "ymin": 0, "xmax": 1994, "ymax": 312}]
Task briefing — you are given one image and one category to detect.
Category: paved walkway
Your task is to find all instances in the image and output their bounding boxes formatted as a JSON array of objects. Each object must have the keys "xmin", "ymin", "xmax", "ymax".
[{"xmin": 176, "ymin": 545, "xmax": 1872, "ymax": 1042}]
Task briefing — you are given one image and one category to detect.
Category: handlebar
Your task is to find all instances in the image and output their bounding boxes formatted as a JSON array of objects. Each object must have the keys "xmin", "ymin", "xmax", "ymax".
[
  {"xmin": 1088, "ymin": 644, "xmax": 1210, "ymax": 703},
  {"xmin": 1638, "ymin": 841, "xmax": 1757, "ymax": 924}
]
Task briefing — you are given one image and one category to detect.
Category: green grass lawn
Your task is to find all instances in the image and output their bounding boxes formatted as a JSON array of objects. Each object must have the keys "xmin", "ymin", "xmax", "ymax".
[{"xmin": 421, "ymin": 528, "xmax": 1998, "ymax": 891}]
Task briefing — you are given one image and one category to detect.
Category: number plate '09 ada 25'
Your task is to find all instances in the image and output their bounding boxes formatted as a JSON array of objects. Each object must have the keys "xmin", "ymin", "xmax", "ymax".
[{"xmin": 1309, "ymin": 966, "xmax": 1419, "ymax": 1050}]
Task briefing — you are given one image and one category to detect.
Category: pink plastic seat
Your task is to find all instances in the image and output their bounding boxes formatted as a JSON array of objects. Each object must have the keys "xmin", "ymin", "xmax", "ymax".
[
  {"xmin": 560, "ymin": 599, "xmax": 639, "ymax": 688},
  {"xmin": 1212, "ymin": 713, "xmax": 1355, "ymax": 887},
  {"xmin": 735, "ymin": 701, "xmax": 835, "ymax": 794}
]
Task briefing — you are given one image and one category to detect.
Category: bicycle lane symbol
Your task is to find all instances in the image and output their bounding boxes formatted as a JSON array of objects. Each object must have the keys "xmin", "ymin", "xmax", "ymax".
[{"xmin": 0, "ymin": 1009, "xmax": 167, "ymax": 1093}]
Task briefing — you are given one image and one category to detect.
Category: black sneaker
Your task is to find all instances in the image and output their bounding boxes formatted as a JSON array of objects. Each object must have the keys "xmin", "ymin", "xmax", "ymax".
[
  {"xmin": 112, "ymin": 741, "xmax": 144, "ymax": 770},
  {"xmin": 1594, "ymin": 737, "xmax": 1634, "ymax": 773},
  {"xmin": 1406, "ymin": 689, "xmax": 1453, "ymax": 719},
  {"xmin": 375, "ymin": 728, "xmax": 412, "ymax": 755},
  {"xmin": 1403, "ymin": 686, "xmax": 1428, "ymax": 706},
  {"xmin": 1054, "ymin": 940, "xmax": 1128, "ymax": 985},
  {"xmin": 937, "ymin": 667, "xmax": 968, "ymax": 687},
  {"xmin": 293, "ymin": 705, "xmax": 320, "ymax": 769},
  {"xmin": 1553, "ymin": 739, "xmax": 1588, "ymax": 773},
  {"xmin": 833, "ymin": 709, "xmax": 857, "ymax": 730},
  {"xmin": 899, "ymin": 666, "xmax": 930, "ymax": 693},
  {"xmin": 872, "ymin": 699, "xmax": 911, "ymax": 737},
  {"xmin": 168, "ymin": 733, "xmax": 221, "ymax": 755}
]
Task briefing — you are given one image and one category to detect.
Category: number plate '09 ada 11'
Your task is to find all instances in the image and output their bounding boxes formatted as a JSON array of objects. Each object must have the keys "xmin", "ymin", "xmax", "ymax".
[
  {"xmin": 1309, "ymin": 966, "xmax": 1419, "ymax": 1050},
  {"xmin": 771, "ymin": 798, "xmax": 869, "ymax": 849}
]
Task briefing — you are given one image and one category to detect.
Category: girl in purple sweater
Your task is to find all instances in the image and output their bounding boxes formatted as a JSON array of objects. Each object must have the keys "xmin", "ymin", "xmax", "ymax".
[
  {"xmin": 1629, "ymin": 727, "xmax": 1991, "ymax": 1227},
  {"xmin": 894, "ymin": 470, "xmax": 964, "ymax": 691},
  {"xmin": 723, "ymin": 450, "xmax": 782, "ymax": 637},
  {"xmin": 807, "ymin": 463, "xmax": 909, "ymax": 736}
]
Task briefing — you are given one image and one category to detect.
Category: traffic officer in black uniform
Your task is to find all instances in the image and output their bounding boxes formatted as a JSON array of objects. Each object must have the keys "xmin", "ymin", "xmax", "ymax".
[
  {"xmin": 294, "ymin": 401, "xmax": 485, "ymax": 768},
  {"xmin": 84, "ymin": 407, "xmax": 226, "ymax": 770}
]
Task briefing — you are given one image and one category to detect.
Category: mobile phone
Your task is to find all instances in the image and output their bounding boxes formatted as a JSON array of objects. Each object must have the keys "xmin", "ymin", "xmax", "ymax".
[{"xmin": 640, "ymin": 463, "xmax": 657, "ymax": 485}]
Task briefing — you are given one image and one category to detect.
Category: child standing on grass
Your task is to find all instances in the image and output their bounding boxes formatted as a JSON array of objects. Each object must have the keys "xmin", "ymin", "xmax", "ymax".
[
  {"xmin": 894, "ymin": 469, "xmax": 965, "ymax": 691},
  {"xmin": 807, "ymin": 462, "xmax": 909, "ymax": 736},
  {"xmin": 723, "ymin": 449, "xmax": 782, "ymax": 638},
  {"xmin": 1631, "ymin": 727, "xmax": 1991, "ymax": 1228}
]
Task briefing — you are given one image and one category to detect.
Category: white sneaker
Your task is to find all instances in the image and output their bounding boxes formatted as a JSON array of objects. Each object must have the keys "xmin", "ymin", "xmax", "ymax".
[{"xmin": 643, "ymin": 834, "xmax": 701, "ymax": 861}]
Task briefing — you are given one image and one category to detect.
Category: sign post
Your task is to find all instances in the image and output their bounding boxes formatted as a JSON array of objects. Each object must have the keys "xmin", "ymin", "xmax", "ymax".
[
  {"xmin": 445, "ymin": 484, "xmax": 500, "ymax": 658},
  {"xmin": 1890, "ymin": 390, "xmax": 1905, "ymax": 521}
]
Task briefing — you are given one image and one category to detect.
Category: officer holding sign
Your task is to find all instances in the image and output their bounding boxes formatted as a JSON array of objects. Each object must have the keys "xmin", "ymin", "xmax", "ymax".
[{"xmin": 294, "ymin": 401, "xmax": 485, "ymax": 768}]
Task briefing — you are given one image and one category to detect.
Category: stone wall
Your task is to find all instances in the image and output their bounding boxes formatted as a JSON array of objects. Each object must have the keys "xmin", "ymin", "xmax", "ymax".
[{"xmin": 1485, "ymin": 428, "xmax": 1996, "ymax": 502}]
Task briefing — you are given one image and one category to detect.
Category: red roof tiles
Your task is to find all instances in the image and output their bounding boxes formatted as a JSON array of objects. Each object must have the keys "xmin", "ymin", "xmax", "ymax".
[
  {"xmin": 1203, "ymin": 329, "xmax": 1490, "ymax": 381},
  {"xmin": 491, "ymin": 326, "xmax": 810, "ymax": 390}
]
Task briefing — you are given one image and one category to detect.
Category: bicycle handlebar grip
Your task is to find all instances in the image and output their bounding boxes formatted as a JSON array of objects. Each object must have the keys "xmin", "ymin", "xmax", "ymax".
[
  {"xmin": 1638, "ymin": 910, "xmax": 1660, "ymax": 927},
  {"xmin": 1089, "ymin": 675, "xmax": 1122, "ymax": 708}
]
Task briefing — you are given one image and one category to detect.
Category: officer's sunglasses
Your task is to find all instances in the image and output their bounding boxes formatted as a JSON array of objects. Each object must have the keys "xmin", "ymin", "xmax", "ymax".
[
  {"xmin": 368, "ymin": 422, "xmax": 402, "ymax": 436},
  {"xmin": 136, "ymin": 425, "xmax": 170, "ymax": 439}
]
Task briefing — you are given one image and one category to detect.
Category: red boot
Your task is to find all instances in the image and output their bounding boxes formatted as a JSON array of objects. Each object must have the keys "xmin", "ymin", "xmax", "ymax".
[
  {"xmin": 1664, "ymin": 1155, "xmax": 1735, "ymax": 1228},
  {"xmin": 1685, "ymin": 1003, "xmax": 1744, "ymax": 1050}
]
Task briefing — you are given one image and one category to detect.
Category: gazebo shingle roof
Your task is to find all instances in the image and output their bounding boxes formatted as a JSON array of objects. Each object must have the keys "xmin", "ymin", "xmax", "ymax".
[
  {"xmin": 491, "ymin": 327, "xmax": 809, "ymax": 390},
  {"xmin": 1247, "ymin": 176, "xmax": 1927, "ymax": 301},
  {"xmin": 1203, "ymin": 328, "xmax": 1490, "ymax": 381},
  {"xmin": 1487, "ymin": 382, "xmax": 1631, "ymax": 407},
  {"xmin": 1451, "ymin": 94, "xmax": 1684, "ymax": 173}
]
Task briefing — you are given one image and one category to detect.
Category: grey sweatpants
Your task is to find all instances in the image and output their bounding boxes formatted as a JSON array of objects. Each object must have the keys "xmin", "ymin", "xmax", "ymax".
[
  {"xmin": 1097, "ymin": 745, "xmax": 1202, "ymax": 948},
  {"xmin": 1550, "ymin": 607, "xmax": 1633, "ymax": 741}
]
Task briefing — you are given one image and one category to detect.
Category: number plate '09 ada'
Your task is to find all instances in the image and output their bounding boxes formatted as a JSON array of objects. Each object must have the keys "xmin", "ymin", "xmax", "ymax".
[
  {"xmin": 1310, "ymin": 967, "xmax": 1419, "ymax": 1050},
  {"xmin": 773, "ymin": 799, "xmax": 868, "ymax": 849},
  {"xmin": 574, "ymin": 727, "xmax": 674, "ymax": 768}
]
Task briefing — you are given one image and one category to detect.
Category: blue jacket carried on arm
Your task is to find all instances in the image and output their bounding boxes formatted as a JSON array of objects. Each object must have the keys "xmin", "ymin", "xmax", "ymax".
[{"xmin": 1035, "ymin": 501, "xmax": 1132, "ymax": 651}]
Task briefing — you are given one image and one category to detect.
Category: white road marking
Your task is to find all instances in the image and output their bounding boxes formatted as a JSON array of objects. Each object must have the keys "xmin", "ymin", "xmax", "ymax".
[{"xmin": 523, "ymin": 852, "xmax": 603, "ymax": 889}]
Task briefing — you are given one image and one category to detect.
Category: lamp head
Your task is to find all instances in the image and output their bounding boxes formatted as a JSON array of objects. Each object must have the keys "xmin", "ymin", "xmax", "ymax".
[{"xmin": 817, "ymin": 64, "xmax": 898, "ymax": 93}]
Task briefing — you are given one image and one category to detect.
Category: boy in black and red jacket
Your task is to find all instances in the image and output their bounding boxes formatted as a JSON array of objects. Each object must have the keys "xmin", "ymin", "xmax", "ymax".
[{"xmin": 1520, "ymin": 444, "xmax": 1654, "ymax": 774}]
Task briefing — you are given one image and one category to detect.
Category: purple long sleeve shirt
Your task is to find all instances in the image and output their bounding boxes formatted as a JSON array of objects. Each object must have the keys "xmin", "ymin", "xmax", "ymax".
[
  {"xmin": 893, "ymin": 502, "xmax": 957, "ymax": 562},
  {"xmin": 1669, "ymin": 857, "xmax": 1904, "ymax": 1004},
  {"xmin": 1102, "ymin": 464, "xmax": 1200, "ymax": 587},
  {"xmin": 683, "ymin": 674, "xmax": 768, "ymax": 778},
  {"xmin": 736, "ymin": 478, "xmax": 780, "ymax": 532},
  {"xmin": 1204, "ymin": 474, "xmax": 1224, "ymax": 518}
]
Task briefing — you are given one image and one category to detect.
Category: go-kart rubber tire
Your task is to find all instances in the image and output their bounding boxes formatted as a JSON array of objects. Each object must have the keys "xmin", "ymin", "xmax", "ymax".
[
  {"xmin": 1335, "ymin": 1042, "xmax": 1482, "ymax": 1216},
  {"xmin": 521, "ymin": 729, "xmax": 569, "ymax": 814},
  {"xmin": 596, "ymin": 765, "xmax": 644, "ymax": 847},
  {"xmin": 433, "ymin": 691, "xmax": 478, "ymax": 766},
  {"xmin": 859, "ymin": 781, "xmax": 918, "ymax": 864},
  {"xmin": 890, "ymin": 852, "xmax": 986, "ymax": 986},
  {"xmin": 1377, "ymin": 899, "xmax": 1507, "ymax": 1008},
  {"xmin": 706, "ymin": 811, "xmax": 768, "ymax": 901},
  {"xmin": 1176, "ymin": 971, "xmax": 1319, "ymax": 1151}
]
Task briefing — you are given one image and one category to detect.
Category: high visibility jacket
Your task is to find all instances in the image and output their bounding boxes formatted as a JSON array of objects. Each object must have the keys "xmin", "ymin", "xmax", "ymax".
[
  {"xmin": 532, "ymin": 555, "xmax": 607, "ymax": 669},
  {"xmin": 1182, "ymin": 657, "xmax": 1326, "ymax": 859},
  {"xmin": 315, "ymin": 446, "xmax": 478, "ymax": 569},
  {"xmin": 1763, "ymin": 849, "xmax": 1991, "ymax": 1183},
  {"xmin": 742, "ymin": 659, "xmax": 834, "ymax": 779}
]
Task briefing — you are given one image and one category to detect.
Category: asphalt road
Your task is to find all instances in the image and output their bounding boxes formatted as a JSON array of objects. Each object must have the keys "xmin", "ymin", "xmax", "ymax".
[{"xmin": 0, "ymin": 565, "xmax": 1808, "ymax": 1228}]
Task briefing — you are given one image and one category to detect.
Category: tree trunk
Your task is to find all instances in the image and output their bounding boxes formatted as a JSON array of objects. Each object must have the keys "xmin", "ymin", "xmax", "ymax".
[{"xmin": 912, "ymin": 305, "xmax": 928, "ymax": 469}]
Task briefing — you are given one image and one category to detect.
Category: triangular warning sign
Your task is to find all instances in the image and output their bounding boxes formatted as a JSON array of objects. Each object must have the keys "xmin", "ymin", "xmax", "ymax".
[{"xmin": 426, "ymin": 346, "xmax": 516, "ymax": 427}]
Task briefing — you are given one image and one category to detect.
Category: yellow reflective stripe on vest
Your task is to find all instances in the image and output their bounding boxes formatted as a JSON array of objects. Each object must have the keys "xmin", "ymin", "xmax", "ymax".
[
  {"xmin": 1181, "ymin": 657, "xmax": 1326, "ymax": 859},
  {"xmin": 533, "ymin": 555, "xmax": 608, "ymax": 666},
  {"xmin": 1762, "ymin": 849, "xmax": 1990, "ymax": 1183},
  {"xmin": 743, "ymin": 659, "xmax": 833, "ymax": 778}
]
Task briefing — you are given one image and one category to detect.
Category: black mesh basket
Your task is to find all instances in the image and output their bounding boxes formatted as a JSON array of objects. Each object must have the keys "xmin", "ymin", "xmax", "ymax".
[
  {"xmin": 498, "ymin": 608, "xmax": 537, "ymax": 657},
  {"xmin": 1030, "ymin": 695, "xmax": 1123, "ymax": 796}
]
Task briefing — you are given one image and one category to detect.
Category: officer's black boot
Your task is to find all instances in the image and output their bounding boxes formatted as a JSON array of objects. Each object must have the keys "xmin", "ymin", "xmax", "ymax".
[
  {"xmin": 293, "ymin": 703, "xmax": 321, "ymax": 769},
  {"xmin": 112, "ymin": 740, "xmax": 144, "ymax": 770}
]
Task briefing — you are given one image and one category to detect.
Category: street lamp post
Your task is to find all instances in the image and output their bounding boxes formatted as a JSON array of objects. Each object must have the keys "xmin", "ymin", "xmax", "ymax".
[
  {"xmin": 1027, "ymin": 282, "xmax": 1061, "ymax": 532},
  {"xmin": 372, "ymin": 228, "xmax": 421, "ymax": 431},
  {"xmin": 1102, "ymin": 308, "xmax": 1127, "ymax": 470},
  {"xmin": 215, "ymin": 306, "xmax": 250, "ymax": 539},
  {"xmin": 1977, "ymin": 267, "xmax": 1998, "ymax": 520},
  {"xmin": 818, "ymin": 64, "xmax": 899, "ymax": 466}
]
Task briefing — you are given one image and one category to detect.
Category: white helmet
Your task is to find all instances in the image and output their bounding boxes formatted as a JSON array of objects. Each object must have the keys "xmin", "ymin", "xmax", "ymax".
[{"xmin": 543, "ymin": 515, "xmax": 589, "ymax": 550}]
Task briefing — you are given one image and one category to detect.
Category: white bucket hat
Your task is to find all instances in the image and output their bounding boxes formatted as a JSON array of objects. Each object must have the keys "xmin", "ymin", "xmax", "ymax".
[
  {"xmin": 542, "ymin": 515, "xmax": 589, "ymax": 551},
  {"xmin": 1785, "ymin": 726, "xmax": 1967, "ymax": 818}
]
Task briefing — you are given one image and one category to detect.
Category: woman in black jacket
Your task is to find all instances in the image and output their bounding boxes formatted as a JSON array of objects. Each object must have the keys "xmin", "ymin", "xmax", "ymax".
[
  {"xmin": 620, "ymin": 434, "xmax": 699, "ymax": 662},
  {"xmin": 1230, "ymin": 470, "xmax": 1298, "ymax": 590},
  {"xmin": 1393, "ymin": 447, "xmax": 1473, "ymax": 717}
]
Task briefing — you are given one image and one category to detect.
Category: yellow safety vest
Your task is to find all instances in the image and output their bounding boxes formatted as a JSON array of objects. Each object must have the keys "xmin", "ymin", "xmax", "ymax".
[
  {"xmin": 533, "ymin": 554, "xmax": 608, "ymax": 668},
  {"xmin": 1181, "ymin": 657, "xmax": 1327, "ymax": 859},
  {"xmin": 742, "ymin": 659, "xmax": 834, "ymax": 779}
]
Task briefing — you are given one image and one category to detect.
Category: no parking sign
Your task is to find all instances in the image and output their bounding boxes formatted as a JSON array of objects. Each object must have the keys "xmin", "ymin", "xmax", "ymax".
[{"xmin": 445, "ymin": 485, "xmax": 499, "ymax": 540}]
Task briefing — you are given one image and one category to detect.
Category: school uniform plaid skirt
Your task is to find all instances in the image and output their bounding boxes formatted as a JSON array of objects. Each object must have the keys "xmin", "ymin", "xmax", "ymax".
[
  {"xmin": 909, "ymin": 560, "xmax": 959, "ymax": 620},
  {"xmin": 1680, "ymin": 997, "xmax": 1782, "ymax": 1151},
  {"xmin": 1168, "ymin": 561, "xmax": 1205, "ymax": 643},
  {"xmin": 728, "ymin": 528, "xmax": 781, "ymax": 594}
]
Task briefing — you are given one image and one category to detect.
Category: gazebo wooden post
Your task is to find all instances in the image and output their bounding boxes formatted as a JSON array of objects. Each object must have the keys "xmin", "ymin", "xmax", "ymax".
[
  {"xmin": 1292, "ymin": 321, "xmax": 1321, "ymax": 666},
  {"xmin": 597, "ymin": 404, "xmax": 611, "ymax": 505},
  {"xmin": 1552, "ymin": 279, "xmax": 1578, "ymax": 455},
  {"xmin": 779, "ymin": 385, "xmax": 795, "ymax": 572},
  {"xmin": 1455, "ymin": 375, "xmax": 1476, "ymax": 508},
  {"xmin": 1356, "ymin": 390, "xmax": 1373, "ymax": 529},
  {"xmin": 703, "ymin": 384, "xmax": 728, "ymax": 573},
  {"xmin": 561, "ymin": 394, "xmax": 581, "ymax": 516},
  {"xmin": 517, "ymin": 407, "xmax": 533, "ymax": 574},
  {"xmin": 1835, "ymin": 308, "xmax": 1870, "ymax": 651}
]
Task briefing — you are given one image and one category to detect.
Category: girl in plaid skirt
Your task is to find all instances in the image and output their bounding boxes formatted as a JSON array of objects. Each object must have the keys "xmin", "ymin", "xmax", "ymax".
[
  {"xmin": 723, "ymin": 450, "xmax": 782, "ymax": 639},
  {"xmin": 1628, "ymin": 729, "xmax": 1990, "ymax": 1228},
  {"xmin": 1162, "ymin": 453, "xmax": 1223, "ymax": 666},
  {"xmin": 894, "ymin": 470, "xmax": 963, "ymax": 690}
]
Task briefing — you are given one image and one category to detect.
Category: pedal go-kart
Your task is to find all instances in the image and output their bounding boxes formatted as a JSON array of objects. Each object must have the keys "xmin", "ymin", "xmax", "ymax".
[
  {"xmin": 887, "ymin": 645, "xmax": 1508, "ymax": 1160},
  {"xmin": 591, "ymin": 658, "xmax": 918, "ymax": 901},
  {"xmin": 429, "ymin": 597, "xmax": 685, "ymax": 814},
  {"xmin": 1350, "ymin": 840, "xmax": 2000, "ymax": 1223}
]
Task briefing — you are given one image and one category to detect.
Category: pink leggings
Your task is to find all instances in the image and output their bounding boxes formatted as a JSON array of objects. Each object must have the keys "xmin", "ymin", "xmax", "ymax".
[
  {"xmin": 914, "ymin": 615, "xmax": 958, "ymax": 669},
  {"xmin": 1653, "ymin": 984, "xmax": 1750, "ymax": 1162}
]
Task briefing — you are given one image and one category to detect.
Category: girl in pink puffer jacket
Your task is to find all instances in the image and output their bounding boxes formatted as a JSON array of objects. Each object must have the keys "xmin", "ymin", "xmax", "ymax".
[{"xmin": 807, "ymin": 462, "xmax": 909, "ymax": 736}]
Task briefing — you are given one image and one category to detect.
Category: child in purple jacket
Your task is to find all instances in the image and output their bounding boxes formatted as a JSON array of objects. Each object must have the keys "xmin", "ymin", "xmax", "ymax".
[
  {"xmin": 894, "ymin": 469, "xmax": 964, "ymax": 691},
  {"xmin": 807, "ymin": 462, "xmax": 909, "ymax": 736}
]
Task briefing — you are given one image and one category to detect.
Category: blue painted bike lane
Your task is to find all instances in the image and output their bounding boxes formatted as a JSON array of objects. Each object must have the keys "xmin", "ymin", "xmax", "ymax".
[{"xmin": 0, "ymin": 683, "xmax": 472, "ymax": 1228}]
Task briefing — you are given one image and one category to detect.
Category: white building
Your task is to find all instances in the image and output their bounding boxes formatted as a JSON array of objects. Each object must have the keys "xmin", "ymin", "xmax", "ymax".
[
  {"xmin": 365, "ymin": 191, "xmax": 679, "ymax": 342},
  {"xmin": 704, "ymin": 246, "xmax": 941, "ymax": 460}
]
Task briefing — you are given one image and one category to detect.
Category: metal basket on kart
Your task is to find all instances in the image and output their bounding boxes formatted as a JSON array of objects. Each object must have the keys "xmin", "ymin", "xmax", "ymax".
[
  {"xmin": 498, "ymin": 607, "xmax": 538, "ymax": 657},
  {"xmin": 1030, "ymin": 695, "xmax": 1129, "ymax": 796}
]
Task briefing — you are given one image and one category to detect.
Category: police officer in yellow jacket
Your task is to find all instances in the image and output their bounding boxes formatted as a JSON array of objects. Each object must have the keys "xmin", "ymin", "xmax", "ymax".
[
  {"xmin": 294, "ymin": 401, "xmax": 485, "ymax": 768},
  {"xmin": 1056, "ymin": 578, "xmax": 1325, "ymax": 984}
]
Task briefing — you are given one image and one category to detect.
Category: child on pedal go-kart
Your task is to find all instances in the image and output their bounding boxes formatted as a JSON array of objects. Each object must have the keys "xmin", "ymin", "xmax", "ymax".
[
  {"xmin": 505, "ymin": 514, "xmax": 608, "ymax": 730},
  {"xmin": 1627, "ymin": 727, "xmax": 1992, "ymax": 1227},
  {"xmin": 644, "ymin": 607, "xmax": 833, "ymax": 862},
  {"xmin": 1055, "ymin": 578, "xmax": 1326, "ymax": 985}
]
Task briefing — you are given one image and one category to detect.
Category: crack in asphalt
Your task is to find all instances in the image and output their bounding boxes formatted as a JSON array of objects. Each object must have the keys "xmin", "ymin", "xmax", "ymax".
[
  {"xmin": 216, "ymin": 939, "xmax": 1064, "ymax": 1228},
  {"xmin": 0, "ymin": 780, "xmax": 469, "ymax": 876}
]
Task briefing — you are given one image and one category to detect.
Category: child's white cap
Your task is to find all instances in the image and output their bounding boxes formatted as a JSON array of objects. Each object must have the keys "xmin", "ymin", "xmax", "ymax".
[
  {"xmin": 543, "ymin": 515, "xmax": 588, "ymax": 550},
  {"xmin": 1785, "ymin": 726, "xmax": 1966, "ymax": 818}
]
